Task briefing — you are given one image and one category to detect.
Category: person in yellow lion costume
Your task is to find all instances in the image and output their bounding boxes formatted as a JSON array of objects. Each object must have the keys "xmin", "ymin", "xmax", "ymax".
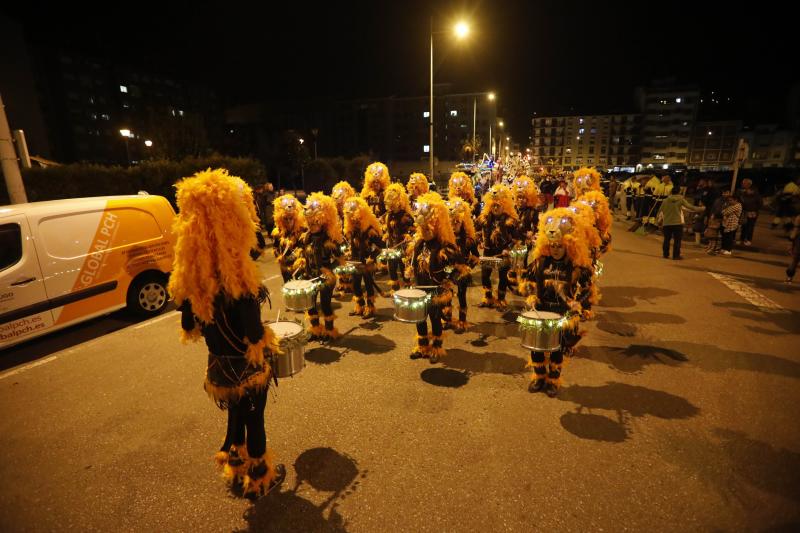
[
  {"xmin": 444, "ymin": 198, "xmax": 480, "ymax": 333},
  {"xmin": 574, "ymin": 189, "xmax": 612, "ymax": 255},
  {"xmin": 508, "ymin": 175, "xmax": 541, "ymax": 291},
  {"xmin": 271, "ymin": 194, "xmax": 306, "ymax": 282},
  {"xmin": 343, "ymin": 195, "xmax": 385, "ymax": 318},
  {"xmin": 170, "ymin": 168, "xmax": 286, "ymax": 500},
  {"xmin": 406, "ymin": 172, "xmax": 430, "ymax": 204},
  {"xmin": 572, "ymin": 166, "xmax": 602, "ymax": 197},
  {"xmin": 293, "ymin": 192, "xmax": 344, "ymax": 340},
  {"xmin": 331, "ymin": 181, "xmax": 356, "ymax": 295},
  {"xmin": 476, "ymin": 184, "xmax": 519, "ymax": 310},
  {"xmin": 382, "ymin": 183, "xmax": 415, "ymax": 293},
  {"xmin": 519, "ymin": 207, "xmax": 596, "ymax": 397},
  {"xmin": 448, "ymin": 171, "xmax": 480, "ymax": 217},
  {"xmin": 361, "ymin": 162, "xmax": 391, "ymax": 218},
  {"xmin": 403, "ymin": 192, "xmax": 460, "ymax": 363}
]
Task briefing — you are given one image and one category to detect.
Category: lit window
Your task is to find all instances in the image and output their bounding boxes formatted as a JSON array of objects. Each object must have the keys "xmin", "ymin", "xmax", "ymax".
[
  {"xmin": 579, "ymin": 118, "xmax": 584, "ymax": 124},
  {"xmin": 662, "ymin": 164, "xmax": 669, "ymax": 169},
  {"xmin": 450, "ymin": 110, "xmax": 458, "ymax": 117},
  {"xmin": 579, "ymin": 128, "xmax": 585, "ymax": 135},
  {"xmin": 178, "ymin": 110, "xmax": 184, "ymax": 116},
  {"xmin": 423, "ymin": 145, "xmax": 430, "ymax": 153},
  {"xmin": 675, "ymin": 97, "xmax": 682, "ymax": 103},
  {"xmin": 101, "ymin": 113, "xmax": 110, "ymax": 120},
  {"xmin": 590, "ymin": 128, "xmax": 596, "ymax": 134},
  {"xmin": 423, "ymin": 111, "xmax": 430, "ymax": 118},
  {"xmin": 119, "ymin": 85, "xmax": 128, "ymax": 93},
  {"xmin": 707, "ymin": 131, "xmax": 713, "ymax": 136}
]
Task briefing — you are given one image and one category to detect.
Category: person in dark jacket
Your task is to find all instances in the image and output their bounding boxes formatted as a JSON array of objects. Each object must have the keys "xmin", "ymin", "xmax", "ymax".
[{"xmin": 737, "ymin": 179, "xmax": 763, "ymax": 246}]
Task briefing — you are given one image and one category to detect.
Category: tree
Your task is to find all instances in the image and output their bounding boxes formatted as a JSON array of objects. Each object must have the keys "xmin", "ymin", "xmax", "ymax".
[{"xmin": 144, "ymin": 109, "xmax": 210, "ymax": 159}]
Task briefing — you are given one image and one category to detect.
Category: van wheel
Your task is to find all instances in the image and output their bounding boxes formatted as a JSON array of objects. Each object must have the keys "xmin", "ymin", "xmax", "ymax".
[{"xmin": 128, "ymin": 274, "xmax": 168, "ymax": 316}]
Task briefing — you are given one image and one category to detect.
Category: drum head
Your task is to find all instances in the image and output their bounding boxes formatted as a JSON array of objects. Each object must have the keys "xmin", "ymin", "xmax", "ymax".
[
  {"xmin": 395, "ymin": 289, "xmax": 427, "ymax": 299},
  {"xmin": 267, "ymin": 321, "xmax": 304, "ymax": 338},
  {"xmin": 285, "ymin": 280, "xmax": 313, "ymax": 290},
  {"xmin": 521, "ymin": 310, "xmax": 562, "ymax": 321}
]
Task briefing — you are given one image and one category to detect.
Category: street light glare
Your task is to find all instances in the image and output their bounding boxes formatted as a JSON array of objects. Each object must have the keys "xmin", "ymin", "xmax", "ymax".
[
  {"xmin": 119, "ymin": 129, "xmax": 131, "ymax": 138},
  {"xmin": 299, "ymin": 138, "xmax": 305, "ymax": 144},
  {"xmin": 144, "ymin": 140, "xmax": 153, "ymax": 147},
  {"xmin": 498, "ymin": 121, "xmax": 504, "ymax": 127},
  {"xmin": 454, "ymin": 21, "xmax": 470, "ymax": 39},
  {"xmin": 487, "ymin": 92, "xmax": 495, "ymax": 101}
]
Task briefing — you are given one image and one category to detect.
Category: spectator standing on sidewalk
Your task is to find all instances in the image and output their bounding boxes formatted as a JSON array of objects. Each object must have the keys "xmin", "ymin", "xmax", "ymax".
[
  {"xmin": 658, "ymin": 178, "xmax": 705, "ymax": 260},
  {"xmin": 737, "ymin": 178, "xmax": 762, "ymax": 246},
  {"xmin": 720, "ymin": 191, "xmax": 742, "ymax": 256},
  {"xmin": 705, "ymin": 193, "xmax": 725, "ymax": 255},
  {"xmin": 554, "ymin": 179, "xmax": 571, "ymax": 207}
]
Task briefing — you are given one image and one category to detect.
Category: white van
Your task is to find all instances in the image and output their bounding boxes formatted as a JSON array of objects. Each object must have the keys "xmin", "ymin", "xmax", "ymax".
[{"xmin": 0, "ymin": 195, "xmax": 176, "ymax": 350}]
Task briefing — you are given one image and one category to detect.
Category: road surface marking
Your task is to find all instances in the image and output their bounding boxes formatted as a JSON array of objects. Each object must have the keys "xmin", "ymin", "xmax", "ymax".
[
  {"xmin": 266, "ymin": 274, "xmax": 281, "ymax": 281},
  {"xmin": 133, "ymin": 311, "xmax": 179, "ymax": 329},
  {"xmin": 709, "ymin": 272, "xmax": 785, "ymax": 312},
  {"xmin": 0, "ymin": 356, "xmax": 58, "ymax": 381}
]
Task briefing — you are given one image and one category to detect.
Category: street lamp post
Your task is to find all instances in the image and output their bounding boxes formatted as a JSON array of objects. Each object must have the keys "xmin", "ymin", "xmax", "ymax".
[{"xmin": 430, "ymin": 18, "xmax": 470, "ymax": 182}]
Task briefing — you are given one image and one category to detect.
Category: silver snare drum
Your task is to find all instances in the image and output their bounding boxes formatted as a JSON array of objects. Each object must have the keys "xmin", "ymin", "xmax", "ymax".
[
  {"xmin": 267, "ymin": 321, "xmax": 307, "ymax": 378},
  {"xmin": 282, "ymin": 280, "xmax": 319, "ymax": 311},
  {"xmin": 517, "ymin": 310, "xmax": 565, "ymax": 351},
  {"xmin": 510, "ymin": 247, "xmax": 528, "ymax": 269},
  {"xmin": 479, "ymin": 255, "xmax": 508, "ymax": 270},
  {"xmin": 393, "ymin": 288, "xmax": 430, "ymax": 323}
]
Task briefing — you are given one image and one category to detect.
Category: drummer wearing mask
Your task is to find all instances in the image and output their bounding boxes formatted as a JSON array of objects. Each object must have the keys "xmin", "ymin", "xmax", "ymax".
[
  {"xmin": 343, "ymin": 196, "xmax": 385, "ymax": 319},
  {"xmin": 331, "ymin": 181, "xmax": 356, "ymax": 295},
  {"xmin": 382, "ymin": 183, "xmax": 415, "ymax": 294},
  {"xmin": 476, "ymin": 184, "xmax": 519, "ymax": 311},
  {"xmin": 271, "ymin": 194, "xmax": 307, "ymax": 283},
  {"xmin": 293, "ymin": 193, "xmax": 344, "ymax": 341},
  {"xmin": 445, "ymin": 198, "xmax": 480, "ymax": 333},
  {"xmin": 520, "ymin": 208, "xmax": 595, "ymax": 397},
  {"xmin": 404, "ymin": 192, "xmax": 461, "ymax": 362}
]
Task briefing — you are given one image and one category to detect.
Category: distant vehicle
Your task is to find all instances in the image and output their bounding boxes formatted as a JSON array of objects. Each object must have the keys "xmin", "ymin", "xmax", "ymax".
[{"xmin": 0, "ymin": 195, "xmax": 176, "ymax": 349}]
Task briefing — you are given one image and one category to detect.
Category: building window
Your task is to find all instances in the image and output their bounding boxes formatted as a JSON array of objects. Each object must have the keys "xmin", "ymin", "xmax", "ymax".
[
  {"xmin": 178, "ymin": 109, "xmax": 184, "ymax": 116},
  {"xmin": 590, "ymin": 128, "xmax": 596, "ymax": 134},
  {"xmin": 120, "ymin": 85, "xmax": 128, "ymax": 93},
  {"xmin": 423, "ymin": 145, "xmax": 430, "ymax": 153},
  {"xmin": 578, "ymin": 128, "xmax": 585, "ymax": 135},
  {"xmin": 423, "ymin": 111, "xmax": 430, "ymax": 118},
  {"xmin": 675, "ymin": 97, "xmax": 682, "ymax": 103},
  {"xmin": 450, "ymin": 110, "xmax": 457, "ymax": 117}
]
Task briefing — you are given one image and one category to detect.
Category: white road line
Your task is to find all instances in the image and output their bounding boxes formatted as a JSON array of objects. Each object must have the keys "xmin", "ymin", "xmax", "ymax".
[
  {"xmin": 709, "ymin": 272, "xmax": 785, "ymax": 312},
  {"xmin": 0, "ymin": 355, "xmax": 58, "ymax": 381},
  {"xmin": 266, "ymin": 274, "xmax": 281, "ymax": 281},
  {"xmin": 133, "ymin": 311, "xmax": 179, "ymax": 329}
]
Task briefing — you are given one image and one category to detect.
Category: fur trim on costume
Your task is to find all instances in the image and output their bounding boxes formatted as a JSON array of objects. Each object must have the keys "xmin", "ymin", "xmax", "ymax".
[
  {"xmin": 243, "ymin": 450, "xmax": 277, "ymax": 499},
  {"xmin": 344, "ymin": 196, "xmax": 383, "ymax": 238},
  {"xmin": 351, "ymin": 296, "xmax": 364, "ymax": 316},
  {"xmin": 448, "ymin": 171, "xmax": 476, "ymax": 205},
  {"xmin": 452, "ymin": 319, "xmax": 469, "ymax": 331},
  {"xmin": 512, "ymin": 175, "xmax": 541, "ymax": 208},
  {"xmin": 273, "ymin": 194, "xmax": 307, "ymax": 235},
  {"xmin": 432, "ymin": 288, "xmax": 453, "ymax": 306},
  {"xmin": 533, "ymin": 207, "xmax": 596, "ymax": 269},
  {"xmin": 429, "ymin": 334, "xmax": 446, "ymax": 361},
  {"xmin": 407, "ymin": 172, "xmax": 430, "ymax": 198},
  {"xmin": 214, "ymin": 451, "xmax": 229, "ymax": 467},
  {"xmin": 478, "ymin": 184, "xmax": 519, "ymax": 225},
  {"xmin": 448, "ymin": 197, "xmax": 477, "ymax": 242},
  {"xmin": 169, "ymin": 168, "xmax": 262, "ymax": 326},
  {"xmin": 412, "ymin": 334, "xmax": 431, "ymax": 357},
  {"xmin": 362, "ymin": 162, "xmax": 391, "ymax": 197},
  {"xmin": 384, "ymin": 183, "xmax": 412, "ymax": 215},
  {"xmin": 576, "ymin": 190, "xmax": 612, "ymax": 237},
  {"xmin": 204, "ymin": 370, "xmax": 270, "ymax": 408},
  {"xmin": 332, "ymin": 181, "xmax": 356, "ymax": 215},
  {"xmin": 221, "ymin": 444, "xmax": 249, "ymax": 483},
  {"xmin": 572, "ymin": 167, "xmax": 602, "ymax": 196}
]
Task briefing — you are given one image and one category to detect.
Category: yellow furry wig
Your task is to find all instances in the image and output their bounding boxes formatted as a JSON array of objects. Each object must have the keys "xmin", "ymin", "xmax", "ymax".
[
  {"xmin": 271, "ymin": 194, "xmax": 306, "ymax": 236},
  {"xmin": 331, "ymin": 181, "xmax": 356, "ymax": 212},
  {"xmin": 448, "ymin": 198, "xmax": 476, "ymax": 241},
  {"xmin": 478, "ymin": 184, "xmax": 519, "ymax": 224},
  {"xmin": 362, "ymin": 162, "xmax": 390, "ymax": 198},
  {"xmin": 343, "ymin": 195, "xmax": 382, "ymax": 239},
  {"xmin": 572, "ymin": 167, "xmax": 602, "ymax": 195},
  {"xmin": 532, "ymin": 207, "xmax": 595, "ymax": 270},
  {"xmin": 304, "ymin": 192, "xmax": 343, "ymax": 244},
  {"xmin": 576, "ymin": 190, "xmax": 612, "ymax": 237},
  {"xmin": 384, "ymin": 182, "xmax": 412, "ymax": 214},
  {"xmin": 512, "ymin": 175, "xmax": 540, "ymax": 208},
  {"xmin": 406, "ymin": 172, "xmax": 429, "ymax": 198},
  {"xmin": 411, "ymin": 192, "xmax": 456, "ymax": 246},
  {"xmin": 169, "ymin": 168, "xmax": 262, "ymax": 326},
  {"xmin": 448, "ymin": 171, "xmax": 476, "ymax": 205}
]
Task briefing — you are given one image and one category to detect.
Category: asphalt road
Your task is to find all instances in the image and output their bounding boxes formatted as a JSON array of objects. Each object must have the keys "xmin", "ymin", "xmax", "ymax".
[{"xmin": 1, "ymin": 217, "xmax": 799, "ymax": 532}]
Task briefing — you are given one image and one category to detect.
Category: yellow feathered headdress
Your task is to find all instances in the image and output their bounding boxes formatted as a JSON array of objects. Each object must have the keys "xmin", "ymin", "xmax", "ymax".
[
  {"xmin": 384, "ymin": 182, "xmax": 412, "ymax": 214},
  {"xmin": 362, "ymin": 162, "xmax": 390, "ymax": 198},
  {"xmin": 272, "ymin": 194, "xmax": 306, "ymax": 236},
  {"xmin": 532, "ymin": 207, "xmax": 596, "ymax": 269},
  {"xmin": 572, "ymin": 166, "xmax": 602, "ymax": 195},
  {"xmin": 478, "ymin": 184, "xmax": 519, "ymax": 224},
  {"xmin": 406, "ymin": 172, "xmax": 429, "ymax": 198},
  {"xmin": 331, "ymin": 181, "xmax": 356, "ymax": 209},
  {"xmin": 412, "ymin": 192, "xmax": 456, "ymax": 246},
  {"xmin": 575, "ymin": 190, "xmax": 612, "ymax": 237},
  {"xmin": 448, "ymin": 198, "xmax": 476, "ymax": 241},
  {"xmin": 169, "ymin": 168, "xmax": 261, "ymax": 326},
  {"xmin": 512, "ymin": 175, "xmax": 540, "ymax": 208},
  {"xmin": 343, "ymin": 195, "xmax": 382, "ymax": 238},
  {"xmin": 448, "ymin": 171, "xmax": 476, "ymax": 205},
  {"xmin": 304, "ymin": 192, "xmax": 343, "ymax": 244}
]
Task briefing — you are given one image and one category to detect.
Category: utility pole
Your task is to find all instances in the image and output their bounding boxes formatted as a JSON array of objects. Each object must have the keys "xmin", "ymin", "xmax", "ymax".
[
  {"xmin": 0, "ymin": 93, "xmax": 28, "ymax": 204},
  {"xmin": 730, "ymin": 138, "xmax": 749, "ymax": 193}
]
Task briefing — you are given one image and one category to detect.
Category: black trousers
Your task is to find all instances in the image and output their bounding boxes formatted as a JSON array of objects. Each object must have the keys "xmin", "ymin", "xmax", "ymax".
[
  {"xmin": 352, "ymin": 272, "xmax": 375, "ymax": 300},
  {"xmin": 221, "ymin": 386, "xmax": 268, "ymax": 458},
  {"xmin": 740, "ymin": 215, "xmax": 757, "ymax": 242},
  {"xmin": 387, "ymin": 258, "xmax": 403, "ymax": 282},
  {"xmin": 721, "ymin": 230, "xmax": 736, "ymax": 251},
  {"xmin": 662, "ymin": 225, "xmax": 683, "ymax": 258},
  {"xmin": 416, "ymin": 303, "xmax": 443, "ymax": 337},
  {"xmin": 481, "ymin": 265, "xmax": 510, "ymax": 295},
  {"xmin": 309, "ymin": 284, "xmax": 334, "ymax": 321}
]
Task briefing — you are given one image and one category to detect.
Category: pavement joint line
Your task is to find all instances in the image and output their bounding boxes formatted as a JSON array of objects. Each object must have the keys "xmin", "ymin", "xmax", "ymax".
[
  {"xmin": 266, "ymin": 274, "xmax": 281, "ymax": 281},
  {"xmin": 708, "ymin": 272, "xmax": 786, "ymax": 312},
  {"xmin": 0, "ymin": 355, "xmax": 58, "ymax": 381},
  {"xmin": 132, "ymin": 310, "xmax": 180, "ymax": 329}
]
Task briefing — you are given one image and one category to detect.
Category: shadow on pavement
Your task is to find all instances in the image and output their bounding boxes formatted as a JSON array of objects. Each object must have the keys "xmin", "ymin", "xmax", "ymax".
[
  {"xmin": 596, "ymin": 286, "xmax": 678, "ymax": 308},
  {"xmin": 558, "ymin": 382, "xmax": 700, "ymax": 420},
  {"xmin": 420, "ymin": 367, "xmax": 469, "ymax": 388},
  {"xmin": 305, "ymin": 347, "xmax": 344, "ymax": 365},
  {"xmin": 237, "ymin": 447, "xmax": 363, "ymax": 533},
  {"xmin": 469, "ymin": 320, "xmax": 518, "ymax": 341},
  {"xmin": 442, "ymin": 348, "xmax": 528, "ymax": 375},
  {"xmin": 676, "ymin": 264, "xmax": 800, "ymax": 294},
  {"xmin": 599, "ymin": 310, "xmax": 686, "ymax": 325},
  {"xmin": 576, "ymin": 344, "xmax": 688, "ymax": 374},
  {"xmin": 712, "ymin": 301, "xmax": 800, "ymax": 335},
  {"xmin": 335, "ymin": 334, "xmax": 396, "ymax": 355},
  {"xmin": 559, "ymin": 411, "xmax": 630, "ymax": 443}
]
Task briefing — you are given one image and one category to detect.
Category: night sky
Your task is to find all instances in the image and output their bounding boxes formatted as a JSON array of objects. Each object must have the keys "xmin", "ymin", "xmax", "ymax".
[{"xmin": 5, "ymin": 1, "xmax": 794, "ymax": 140}]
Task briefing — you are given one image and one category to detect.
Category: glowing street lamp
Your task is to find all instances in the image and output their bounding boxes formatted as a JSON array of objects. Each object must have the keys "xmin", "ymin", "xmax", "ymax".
[
  {"xmin": 119, "ymin": 129, "xmax": 132, "ymax": 164},
  {"xmin": 144, "ymin": 140, "xmax": 153, "ymax": 147},
  {"xmin": 119, "ymin": 129, "xmax": 131, "ymax": 138},
  {"xmin": 454, "ymin": 21, "xmax": 470, "ymax": 39}
]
